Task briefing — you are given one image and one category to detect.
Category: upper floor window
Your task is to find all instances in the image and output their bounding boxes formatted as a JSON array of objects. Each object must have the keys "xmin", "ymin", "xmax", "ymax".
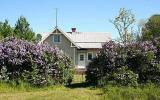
[{"xmin": 53, "ymin": 35, "xmax": 61, "ymax": 43}]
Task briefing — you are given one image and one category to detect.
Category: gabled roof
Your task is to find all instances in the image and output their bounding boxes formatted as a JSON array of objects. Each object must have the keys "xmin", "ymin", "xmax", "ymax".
[
  {"xmin": 41, "ymin": 27, "xmax": 111, "ymax": 49},
  {"xmin": 41, "ymin": 27, "xmax": 80, "ymax": 48}
]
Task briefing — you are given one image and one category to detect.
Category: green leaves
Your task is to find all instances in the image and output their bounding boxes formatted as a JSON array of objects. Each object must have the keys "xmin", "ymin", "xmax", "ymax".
[
  {"xmin": 113, "ymin": 66, "xmax": 138, "ymax": 87},
  {"xmin": 111, "ymin": 8, "xmax": 135, "ymax": 45},
  {"xmin": 36, "ymin": 34, "xmax": 42, "ymax": 42},
  {"xmin": 0, "ymin": 16, "xmax": 41, "ymax": 42},
  {"xmin": 142, "ymin": 15, "xmax": 160, "ymax": 40},
  {"xmin": 14, "ymin": 16, "xmax": 35, "ymax": 41},
  {"xmin": 0, "ymin": 20, "xmax": 13, "ymax": 38}
]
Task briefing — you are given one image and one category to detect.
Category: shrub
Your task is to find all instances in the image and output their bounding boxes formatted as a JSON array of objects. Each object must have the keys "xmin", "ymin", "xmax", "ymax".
[
  {"xmin": 86, "ymin": 39, "xmax": 160, "ymax": 86},
  {"xmin": 85, "ymin": 57, "xmax": 101, "ymax": 85},
  {"xmin": 112, "ymin": 66, "xmax": 138, "ymax": 87},
  {"xmin": 0, "ymin": 38, "xmax": 74, "ymax": 86},
  {"xmin": 86, "ymin": 41, "xmax": 127, "ymax": 86},
  {"xmin": 126, "ymin": 41, "xmax": 160, "ymax": 83}
]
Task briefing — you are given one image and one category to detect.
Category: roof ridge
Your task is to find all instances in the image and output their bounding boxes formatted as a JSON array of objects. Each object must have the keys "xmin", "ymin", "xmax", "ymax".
[{"xmin": 66, "ymin": 32, "xmax": 110, "ymax": 33}]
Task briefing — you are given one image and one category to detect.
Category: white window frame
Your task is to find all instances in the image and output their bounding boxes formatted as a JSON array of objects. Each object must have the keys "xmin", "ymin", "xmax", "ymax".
[
  {"xmin": 53, "ymin": 35, "xmax": 61, "ymax": 43},
  {"xmin": 87, "ymin": 52, "xmax": 93, "ymax": 61}
]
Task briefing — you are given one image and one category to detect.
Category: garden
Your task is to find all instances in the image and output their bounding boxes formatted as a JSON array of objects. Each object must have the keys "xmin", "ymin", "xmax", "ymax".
[
  {"xmin": 0, "ymin": 8, "xmax": 160, "ymax": 100},
  {"xmin": 0, "ymin": 36, "xmax": 160, "ymax": 100}
]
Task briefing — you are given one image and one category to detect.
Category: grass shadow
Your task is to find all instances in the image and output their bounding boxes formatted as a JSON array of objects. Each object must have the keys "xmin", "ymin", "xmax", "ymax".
[{"xmin": 66, "ymin": 82, "xmax": 90, "ymax": 89}]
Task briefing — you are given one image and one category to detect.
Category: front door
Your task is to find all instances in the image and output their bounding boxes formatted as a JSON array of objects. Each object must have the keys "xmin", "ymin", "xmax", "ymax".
[{"xmin": 78, "ymin": 53, "xmax": 85, "ymax": 68}]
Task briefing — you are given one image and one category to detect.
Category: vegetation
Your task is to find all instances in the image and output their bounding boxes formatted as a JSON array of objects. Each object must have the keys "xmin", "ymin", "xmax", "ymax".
[
  {"xmin": 111, "ymin": 8, "xmax": 135, "ymax": 45},
  {"xmin": 86, "ymin": 8, "xmax": 160, "ymax": 88},
  {"xmin": 36, "ymin": 33, "xmax": 42, "ymax": 42},
  {"xmin": 0, "ymin": 20, "xmax": 13, "ymax": 39},
  {"xmin": 102, "ymin": 84, "xmax": 160, "ymax": 100},
  {"xmin": 0, "ymin": 75, "xmax": 101, "ymax": 100},
  {"xmin": 0, "ymin": 9, "xmax": 160, "ymax": 100},
  {"xmin": 0, "ymin": 16, "xmax": 42, "ymax": 42},
  {"xmin": 142, "ymin": 14, "xmax": 160, "ymax": 41},
  {"xmin": 0, "ymin": 38, "xmax": 74, "ymax": 86},
  {"xmin": 86, "ymin": 39, "xmax": 160, "ymax": 86},
  {"xmin": 0, "ymin": 16, "xmax": 74, "ymax": 87},
  {"xmin": 0, "ymin": 75, "xmax": 160, "ymax": 100}
]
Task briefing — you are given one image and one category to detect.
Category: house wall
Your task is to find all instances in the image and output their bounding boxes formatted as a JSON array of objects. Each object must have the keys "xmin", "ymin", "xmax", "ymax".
[
  {"xmin": 43, "ymin": 33, "xmax": 76, "ymax": 64},
  {"xmin": 43, "ymin": 31, "xmax": 99, "ymax": 69}
]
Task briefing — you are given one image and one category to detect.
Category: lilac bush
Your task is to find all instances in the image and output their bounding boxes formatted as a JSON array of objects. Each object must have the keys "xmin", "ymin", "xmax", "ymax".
[
  {"xmin": 86, "ymin": 41, "xmax": 129, "ymax": 86},
  {"xmin": 86, "ymin": 39, "xmax": 160, "ymax": 86},
  {"xmin": 127, "ymin": 40, "xmax": 160, "ymax": 83},
  {"xmin": 112, "ymin": 66, "xmax": 138, "ymax": 87},
  {"xmin": 0, "ymin": 38, "xmax": 74, "ymax": 86}
]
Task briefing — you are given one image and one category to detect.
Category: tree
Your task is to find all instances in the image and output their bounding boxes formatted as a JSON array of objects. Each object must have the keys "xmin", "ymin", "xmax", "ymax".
[
  {"xmin": 0, "ymin": 20, "xmax": 13, "ymax": 38},
  {"xmin": 0, "ymin": 22, "xmax": 3, "ymax": 39},
  {"xmin": 111, "ymin": 8, "xmax": 136, "ymax": 45},
  {"xmin": 14, "ymin": 16, "xmax": 35, "ymax": 41},
  {"xmin": 36, "ymin": 33, "xmax": 42, "ymax": 42},
  {"xmin": 142, "ymin": 14, "xmax": 160, "ymax": 40},
  {"xmin": 135, "ymin": 19, "xmax": 146, "ymax": 41}
]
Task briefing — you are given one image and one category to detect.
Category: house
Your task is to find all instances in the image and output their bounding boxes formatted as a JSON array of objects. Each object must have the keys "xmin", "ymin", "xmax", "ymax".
[{"xmin": 41, "ymin": 27, "xmax": 111, "ymax": 69}]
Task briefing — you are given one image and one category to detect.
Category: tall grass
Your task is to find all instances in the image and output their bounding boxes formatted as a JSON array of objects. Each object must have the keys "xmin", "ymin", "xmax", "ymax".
[
  {"xmin": 0, "ymin": 74, "xmax": 85, "ymax": 92},
  {"xmin": 1, "ymin": 75, "xmax": 160, "ymax": 100},
  {"xmin": 0, "ymin": 81, "xmax": 34, "ymax": 92},
  {"xmin": 102, "ymin": 84, "xmax": 160, "ymax": 100},
  {"xmin": 0, "ymin": 81, "xmax": 65, "ymax": 92},
  {"xmin": 0, "ymin": 80, "xmax": 101, "ymax": 100}
]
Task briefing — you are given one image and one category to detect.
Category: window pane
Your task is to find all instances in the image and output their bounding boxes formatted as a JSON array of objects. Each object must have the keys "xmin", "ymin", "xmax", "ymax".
[
  {"xmin": 54, "ymin": 35, "xmax": 60, "ymax": 43},
  {"xmin": 80, "ymin": 55, "xmax": 84, "ymax": 61},
  {"xmin": 57, "ymin": 36, "xmax": 60, "ymax": 42},
  {"xmin": 88, "ymin": 53, "xmax": 92, "ymax": 60}
]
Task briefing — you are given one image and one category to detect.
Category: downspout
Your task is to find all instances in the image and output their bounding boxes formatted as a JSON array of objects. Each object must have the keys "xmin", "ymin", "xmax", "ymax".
[{"xmin": 73, "ymin": 47, "xmax": 76, "ymax": 67}]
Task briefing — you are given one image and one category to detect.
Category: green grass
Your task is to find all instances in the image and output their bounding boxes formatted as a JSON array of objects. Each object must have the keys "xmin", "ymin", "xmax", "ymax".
[
  {"xmin": 0, "ymin": 75, "xmax": 160, "ymax": 100},
  {"xmin": 0, "ymin": 75, "xmax": 102, "ymax": 100},
  {"xmin": 102, "ymin": 84, "xmax": 160, "ymax": 100},
  {"xmin": 73, "ymin": 74, "xmax": 85, "ymax": 83},
  {"xmin": 0, "ymin": 85, "xmax": 102, "ymax": 100}
]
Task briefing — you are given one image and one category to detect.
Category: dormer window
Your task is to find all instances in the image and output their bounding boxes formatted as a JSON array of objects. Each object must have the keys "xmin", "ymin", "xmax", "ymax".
[{"xmin": 53, "ymin": 35, "xmax": 61, "ymax": 43}]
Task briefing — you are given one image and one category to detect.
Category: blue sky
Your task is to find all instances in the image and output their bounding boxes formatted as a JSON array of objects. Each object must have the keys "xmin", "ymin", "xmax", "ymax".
[{"xmin": 0, "ymin": 0, "xmax": 160, "ymax": 39}]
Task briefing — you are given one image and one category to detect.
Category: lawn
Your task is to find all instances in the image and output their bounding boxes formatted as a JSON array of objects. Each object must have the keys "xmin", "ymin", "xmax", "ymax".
[
  {"xmin": 0, "ymin": 75, "xmax": 160, "ymax": 100},
  {"xmin": 0, "ymin": 75, "xmax": 102, "ymax": 100},
  {"xmin": 0, "ymin": 86, "xmax": 102, "ymax": 100}
]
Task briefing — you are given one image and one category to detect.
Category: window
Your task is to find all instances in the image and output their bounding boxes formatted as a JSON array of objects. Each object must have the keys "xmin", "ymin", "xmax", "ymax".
[
  {"xmin": 87, "ymin": 52, "xmax": 93, "ymax": 61},
  {"xmin": 80, "ymin": 55, "xmax": 84, "ymax": 61},
  {"xmin": 53, "ymin": 35, "xmax": 60, "ymax": 43}
]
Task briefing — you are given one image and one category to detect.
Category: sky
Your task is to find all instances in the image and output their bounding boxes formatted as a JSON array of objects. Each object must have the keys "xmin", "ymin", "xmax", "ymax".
[{"xmin": 0, "ymin": 0, "xmax": 160, "ymax": 39}]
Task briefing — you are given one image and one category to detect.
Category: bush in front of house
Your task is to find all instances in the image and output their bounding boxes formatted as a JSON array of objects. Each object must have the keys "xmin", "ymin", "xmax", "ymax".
[
  {"xmin": 86, "ymin": 41, "xmax": 131, "ymax": 86},
  {"xmin": 112, "ymin": 66, "xmax": 138, "ymax": 87},
  {"xmin": 0, "ymin": 38, "xmax": 74, "ymax": 86},
  {"xmin": 126, "ymin": 40, "xmax": 160, "ymax": 84},
  {"xmin": 85, "ymin": 57, "xmax": 101, "ymax": 85},
  {"xmin": 86, "ymin": 39, "xmax": 160, "ymax": 86}
]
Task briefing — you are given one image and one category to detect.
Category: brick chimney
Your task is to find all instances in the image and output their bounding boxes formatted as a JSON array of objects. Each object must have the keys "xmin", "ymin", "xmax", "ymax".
[{"xmin": 71, "ymin": 28, "xmax": 76, "ymax": 32}]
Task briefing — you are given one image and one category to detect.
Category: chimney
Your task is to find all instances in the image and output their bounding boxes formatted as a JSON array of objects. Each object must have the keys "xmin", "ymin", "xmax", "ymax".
[{"xmin": 71, "ymin": 28, "xmax": 76, "ymax": 32}]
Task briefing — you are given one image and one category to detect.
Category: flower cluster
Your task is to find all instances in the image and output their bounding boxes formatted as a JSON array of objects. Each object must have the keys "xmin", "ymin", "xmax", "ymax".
[
  {"xmin": 0, "ymin": 38, "xmax": 74, "ymax": 86},
  {"xmin": 86, "ymin": 39, "xmax": 160, "ymax": 86}
]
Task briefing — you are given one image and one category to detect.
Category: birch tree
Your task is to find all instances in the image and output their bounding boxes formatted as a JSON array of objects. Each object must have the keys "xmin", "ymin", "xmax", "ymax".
[{"xmin": 111, "ymin": 8, "xmax": 136, "ymax": 45}]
